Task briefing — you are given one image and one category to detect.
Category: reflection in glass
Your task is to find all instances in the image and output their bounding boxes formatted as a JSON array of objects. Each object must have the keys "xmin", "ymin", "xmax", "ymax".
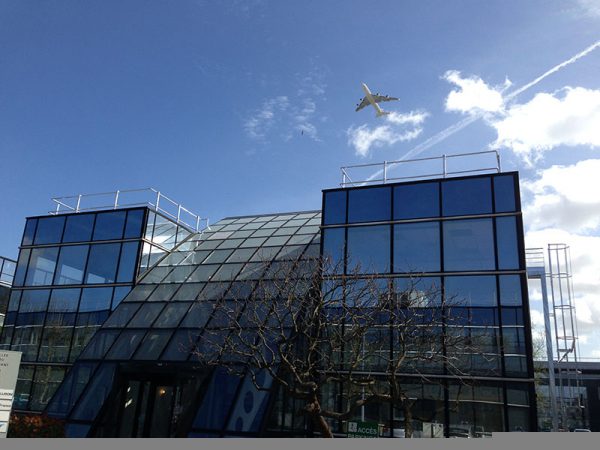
[
  {"xmin": 347, "ymin": 225, "xmax": 390, "ymax": 274},
  {"xmin": 443, "ymin": 219, "xmax": 495, "ymax": 271},
  {"xmin": 394, "ymin": 182, "xmax": 439, "ymax": 219},
  {"xmin": 496, "ymin": 216, "xmax": 520, "ymax": 270},
  {"xmin": 348, "ymin": 187, "xmax": 391, "ymax": 223},
  {"xmin": 92, "ymin": 211, "xmax": 126, "ymax": 241},
  {"xmin": 494, "ymin": 175, "xmax": 516, "ymax": 213},
  {"xmin": 323, "ymin": 190, "xmax": 346, "ymax": 225},
  {"xmin": 445, "ymin": 276, "xmax": 497, "ymax": 307},
  {"xmin": 394, "ymin": 222, "xmax": 440, "ymax": 273},
  {"xmin": 34, "ymin": 216, "xmax": 65, "ymax": 245},
  {"xmin": 63, "ymin": 214, "xmax": 95, "ymax": 243},
  {"xmin": 442, "ymin": 177, "xmax": 492, "ymax": 216},
  {"xmin": 85, "ymin": 243, "xmax": 120, "ymax": 283},
  {"xmin": 25, "ymin": 247, "xmax": 59, "ymax": 286},
  {"xmin": 54, "ymin": 245, "xmax": 89, "ymax": 285}
]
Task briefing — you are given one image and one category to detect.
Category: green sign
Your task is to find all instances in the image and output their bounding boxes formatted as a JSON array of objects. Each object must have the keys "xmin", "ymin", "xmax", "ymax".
[{"xmin": 347, "ymin": 420, "xmax": 379, "ymax": 438}]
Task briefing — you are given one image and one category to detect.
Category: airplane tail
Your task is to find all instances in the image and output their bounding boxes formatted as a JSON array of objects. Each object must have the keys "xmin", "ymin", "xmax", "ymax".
[{"xmin": 376, "ymin": 110, "xmax": 391, "ymax": 118}]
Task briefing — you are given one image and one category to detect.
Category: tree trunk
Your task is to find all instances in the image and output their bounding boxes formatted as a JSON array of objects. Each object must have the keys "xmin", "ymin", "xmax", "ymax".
[
  {"xmin": 403, "ymin": 402, "xmax": 414, "ymax": 438},
  {"xmin": 305, "ymin": 395, "xmax": 334, "ymax": 438}
]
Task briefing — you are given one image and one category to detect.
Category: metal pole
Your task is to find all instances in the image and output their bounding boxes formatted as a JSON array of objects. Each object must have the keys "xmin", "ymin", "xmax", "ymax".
[
  {"xmin": 114, "ymin": 190, "xmax": 120, "ymax": 209},
  {"xmin": 76, "ymin": 195, "xmax": 82, "ymax": 213},
  {"xmin": 156, "ymin": 191, "xmax": 161, "ymax": 212},
  {"xmin": 540, "ymin": 270, "xmax": 559, "ymax": 432},
  {"xmin": 383, "ymin": 161, "xmax": 387, "ymax": 184},
  {"xmin": 442, "ymin": 154, "xmax": 447, "ymax": 178}
]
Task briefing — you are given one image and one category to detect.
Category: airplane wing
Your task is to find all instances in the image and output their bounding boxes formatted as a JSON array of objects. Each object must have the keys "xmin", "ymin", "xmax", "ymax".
[
  {"xmin": 372, "ymin": 94, "xmax": 399, "ymax": 103},
  {"xmin": 355, "ymin": 97, "xmax": 370, "ymax": 112}
]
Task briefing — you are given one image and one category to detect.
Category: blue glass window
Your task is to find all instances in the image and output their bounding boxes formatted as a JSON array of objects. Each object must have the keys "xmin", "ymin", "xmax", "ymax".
[
  {"xmin": 20, "ymin": 289, "xmax": 51, "ymax": 312},
  {"xmin": 128, "ymin": 303, "xmax": 165, "ymax": 327},
  {"xmin": 124, "ymin": 209, "xmax": 145, "ymax": 238},
  {"xmin": 71, "ymin": 363, "xmax": 117, "ymax": 420},
  {"xmin": 112, "ymin": 286, "xmax": 131, "ymax": 309},
  {"xmin": 322, "ymin": 228, "xmax": 345, "ymax": 274},
  {"xmin": 443, "ymin": 219, "xmax": 495, "ymax": 271},
  {"xmin": 34, "ymin": 216, "xmax": 65, "ymax": 245},
  {"xmin": 394, "ymin": 182, "xmax": 439, "ymax": 219},
  {"xmin": 46, "ymin": 362, "xmax": 97, "ymax": 417},
  {"xmin": 347, "ymin": 225, "xmax": 390, "ymax": 274},
  {"xmin": 496, "ymin": 216, "xmax": 520, "ymax": 270},
  {"xmin": 348, "ymin": 187, "xmax": 391, "ymax": 223},
  {"xmin": 79, "ymin": 287, "xmax": 112, "ymax": 312},
  {"xmin": 393, "ymin": 222, "xmax": 440, "ymax": 273},
  {"xmin": 445, "ymin": 276, "xmax": 497, "ymax": 307},
  {"xmin": 161, "ymin": 330, "xmax": 200, "ymax": 361},
  {"xmin": 48, "ymin": 288, "xmax": 81, "ymax": 312},
  {"xmin": 22, "ymin": 219, "xmax": 38, "ymax": 246},
  {"xmin": 53, "ymin": 245, "xmax": 89, "ymax": 285},
  {"xmin": 13, "ymin": 249, "xmax": 31, "ymax": 287},
  {"xmin": 133, "ymin": 330, "xmax": 172, "ymax": 360},
  {"xmin": 393, "ymin": 277, "xmax": 441, "ymax": 307},
  {"xmin": 25, "ymin": 247, "xmax": 59, "ymax": 286},
  {"xmin": 106, "ymin": 330, "xmax": 144, "ymax": 359},
  {"xmin": 501, "ymin": 307, "xmax": 524, "ymax": 326},
  {"xmin": 442, "ymin": 177, "xmax": 492, "ymax": 216},
  {"xmin": 323, "ymin": 190, "xmax": 346, "ymax": 225},
  {"xmin": 494, "ymin": 175, "xmax": 516, "ymax": 213},
  {"xmin": 193, "ymin": 368, "xmax": 241, "ymax": 430},
  {"xmin": 116, "ymin": 241, "xmax": 139, "ymax": 282},
  {"xmin": 500, "ymin": 275, "xmax": 523, "ymax": 306},
  {"xmin": 92, "ymin": 211, "xmax": 126, "ymax": 241},
  {"xmin": 85, "ymin": 243, "xmax": 121, "ymax": 283},
  {"xmin": 63, "ymin": 214, "xmax": 95, "ymax": 243}
]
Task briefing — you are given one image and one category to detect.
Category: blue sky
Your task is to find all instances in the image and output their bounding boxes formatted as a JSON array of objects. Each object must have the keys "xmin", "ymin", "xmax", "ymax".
[{"xmin": 1, "ymin": 1, "xmax": 600, "ymax": 354}]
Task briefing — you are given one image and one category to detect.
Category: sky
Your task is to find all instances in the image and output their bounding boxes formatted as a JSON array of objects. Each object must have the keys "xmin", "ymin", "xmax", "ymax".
[{"xmin": 1, "ymin": 1, "xmax": 600, "ymax": 357}]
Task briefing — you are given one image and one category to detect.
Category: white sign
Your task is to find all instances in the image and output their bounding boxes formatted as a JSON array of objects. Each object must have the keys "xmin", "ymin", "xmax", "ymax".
[{"xmin": 0, "ymin": 350, "xmax": 21, "ymax": 438}]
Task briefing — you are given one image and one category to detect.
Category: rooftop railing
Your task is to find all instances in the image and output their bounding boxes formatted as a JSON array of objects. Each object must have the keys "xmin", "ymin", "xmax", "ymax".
[
  {"xmin": 49, "ymin": 188, "xmax": 208, "ymax": 232},
  {"xmin": 340, "ymin": 150, "xmax": 501, "ymax": 187}
]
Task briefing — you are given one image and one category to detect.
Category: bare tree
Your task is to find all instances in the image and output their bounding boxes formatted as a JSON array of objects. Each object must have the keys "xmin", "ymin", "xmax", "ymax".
[{"xmin": 190, "ymin": 254, "xmax": 495, "ymax": 438}]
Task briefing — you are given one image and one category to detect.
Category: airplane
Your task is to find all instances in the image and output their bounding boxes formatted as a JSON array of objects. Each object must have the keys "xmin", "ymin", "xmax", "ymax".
[{"xmin": 355, "ymin": 82, "xmax": 399, "ymax": 117}]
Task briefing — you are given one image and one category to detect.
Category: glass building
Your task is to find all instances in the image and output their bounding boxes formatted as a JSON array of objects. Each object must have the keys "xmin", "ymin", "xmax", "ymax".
[
  {"xmin": 0, "ymin": 170, "xmax": 537, "ymax": 437},
  {"xmin": 0, "ymin": 255, "xmax": 16, "ymax": 328}
]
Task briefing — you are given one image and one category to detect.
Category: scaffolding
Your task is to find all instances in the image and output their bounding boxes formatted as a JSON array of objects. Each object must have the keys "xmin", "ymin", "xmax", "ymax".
[{"xmin": 526, "ymin": 244, "xmax": 583, "ymax": 431}]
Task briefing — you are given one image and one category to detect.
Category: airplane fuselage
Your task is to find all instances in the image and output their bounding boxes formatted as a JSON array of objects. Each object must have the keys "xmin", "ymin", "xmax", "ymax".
[{"xmin": 361, "ymin": 83, "xmax": 386, "ymax": 116}]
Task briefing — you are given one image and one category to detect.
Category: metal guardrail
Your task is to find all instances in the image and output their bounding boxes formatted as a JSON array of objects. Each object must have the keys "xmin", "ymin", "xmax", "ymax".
[
  {"xmin": 0, "ymin": 255, "xmax": 16, "ymax": 286},
  {"xmin": 49, "ymin": 188, "xmax": 208, "ymax": 232},
  {"xmin": 526, "ymin": 247, "xmax": 546, "ymax": 268},
  {"xmin": 340, "ymin": 150, "xmax": 501, "ymax": 187}
]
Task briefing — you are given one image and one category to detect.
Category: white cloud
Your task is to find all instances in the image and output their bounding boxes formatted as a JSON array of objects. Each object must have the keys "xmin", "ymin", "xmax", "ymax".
[
  {"xmin": 346, "ymin": 111, "xmax": 428, "ymax": 157},
  {"xmin": 577, "ymin": 0, "xmax": 600, "ymax": 17},
  {"xmin": 492, "ymin": 87, "xmax": 600, "ymax": 162},
  {"xmin": 443, "ymin": 70, "xmax": 508, "ymax": 114},
  {"xmin": 243, "ymin": 96, "xmax": 289, "ymax": 140},
  {"xmin": 523, "ymin": 159, "xmax": 600, "ymax": 233}
]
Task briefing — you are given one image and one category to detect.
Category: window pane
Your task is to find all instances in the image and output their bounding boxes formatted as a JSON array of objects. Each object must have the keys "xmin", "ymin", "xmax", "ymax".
[
  {"xmin": 322, "ymin": 228, "xmax": 345, "ymax": 274},
  {"xmin": 323, "ymin": 190, "xmax": 346, "ymax": 225},
  {"xmin": 153, "ymin": 303, "xmax": 190, "ymax": 328},
  {"xmin": 128, "ymin": 303, "xmax": 165, "ymax": 327},
  {"xmin": 25, "ymin": 247, "xmax": 59, "ymax": 286},
  {"xmin": 20, "ymin": 289, "xmax": 51, "ymax": 312},
  {"xmin": 500, "ymin": 275, "xmax": 523, "ymax": 306},
  {"xmin": 161, "ymin": 330, "xmax": 200, "ymax": 361},
  {"xmin": 79, "ymin": 287, "xmax": 112, "ymax": 312},
  {"xmin": 106, "ymin": 330, "xmax": 144, "ymax": 359},
  {"xmin": 63, "ymin": 214, "xmax": 95, "ymax": 243},
  {"xmin": 48, "ymin": 288, "xmax": 81, "ymax": 312},
  {"xmin": 393, "ymin": 222, "xmax": 440, "ymax": 273},
  {"xmin": 442, "ymin": 177, "xmax": 492, "ymax": 216},
  {"xmin": 347, "ymin": 225, "xmax": 390, "ymax": 274},
  {"xmin": 103, "ymin": 303, "xmax": 140, "ymax": 328},
  {"xmin": 117, "ymin": 241, "xmax": 139, "ymax": 282},
  {"xmin": 22, "ymin": 219, "xmax": 38, "ymax": 246},
  {"xmin": 348, "ymin": 187, "xmax": 391, "ymax": 223},
  {"xmin": 133, "ymin": 330, "xmax": 172, "ymax": 359},
  {"xmin": 34, "ymin": 216, "xmax": 65, "ymax": 245},
  {"xmin": 394, "ymin": 182, "xmax": 439, "ymax": 219},
  {"xmin": 85, "ymin": 243, "xmax": 121, "ymax": 283},
  {"xmin": 112, "ymin": 286, "xmax": 131, "ymax": 309},
  {"xmin": 445, "ymin": 276, "xmax": 497, "ymax": 307},
  {"xmin": 54, "ymin": 245, "xmax": 89, "ymax": 285},
  {"xmin": 124, "ymin": 209, "xmax": 145, "ymax": 238},
  {"xmin": 92, "ymin": 211, "xmax": 126, "ymax": 240},
  {"xmin": 494, "ymin": 175, "xmax": 516, "ymax": 213},
  {"xmin": 29, "ymin": 366, "xmax": 66, "ymax": 411},
  {"xmin": 393, "ymin": 277, "xmax": 441, "ymax": 307},
  {"xmin": 496, "ymin": 216, "xmax": 520, "ymax": 270},
  {"xmin": 80, "ymin": 330, "xmax": 120, "ymax": 359},
  {"xmin": 13, "ymin": 249, "xmax": 31, "ymax": 287},
  {"xmin": 443, "ymin": 219, "xmax": 495, "ymax": 271}
]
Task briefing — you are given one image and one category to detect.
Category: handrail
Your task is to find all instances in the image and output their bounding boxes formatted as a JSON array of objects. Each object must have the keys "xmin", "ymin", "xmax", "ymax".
[
  {"xmin": 49, "ymin": 188, "xmax": 208, "ymax": 232},
  {"xmin": 340, "ymin": 150, "xmax": 502, "ymax": 187}
]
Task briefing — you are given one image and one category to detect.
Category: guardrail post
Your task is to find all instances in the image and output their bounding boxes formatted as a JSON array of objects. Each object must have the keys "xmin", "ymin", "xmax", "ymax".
[
  {"xmin": 114, "ymin": 190, "xmax": 120, "ymax": 209},
  {"xmin": 177, "ymin": 205, "xmax": 182, "ymax": 223},
  {"xmin": 196, "ymin": 216, "xmax": 200, "ymax": 232},
  {"xmin": 442, "ymin": 154, "xmax": 447, "ymax": 178},
  {"xmin": 383, "ymin": 161, "xmax": 387, "ymax": 184},
  {"xmin": 156, "ymin": 191, "xmax": 161, "ymax": 212},
  {"xmin": 55, "ymin": 201, "xmax": 60, "ymax": 214},
  {"xmin": 76, "ymin": 195, "xmax": 82, "ymax": 213},
  {"xmin": 496, "ymin": 151, "xmax": 501, "ymax": 172},
  {"xmin": 342, "ymin": 170, "xmax": 347, "ymax": 187}
]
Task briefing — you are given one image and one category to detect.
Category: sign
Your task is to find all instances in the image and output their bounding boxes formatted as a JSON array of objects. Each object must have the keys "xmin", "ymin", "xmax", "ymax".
[
  {"xmin": 0, "ymin": 350, "xmax": 22, "ymax": 438},
  {"xmin": 347, "ymin": 420, "xmax": 380, "ymax": 438}
]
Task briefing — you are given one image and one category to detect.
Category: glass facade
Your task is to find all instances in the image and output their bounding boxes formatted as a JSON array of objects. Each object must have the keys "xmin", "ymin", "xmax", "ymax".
[
  {"xmin": 2, "ymin": 170, "xmax": 536, "ymax": 438},
  {"xmin": 321, "ymin": 172, "xmax": 536, "ymax": 436},
  {"xmin": 0, "ymin": 207, "xmax": 193, "ymax": 412}
]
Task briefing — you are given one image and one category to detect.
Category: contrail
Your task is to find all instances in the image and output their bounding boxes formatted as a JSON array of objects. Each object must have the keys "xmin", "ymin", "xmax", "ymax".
[{"xmin": 362, "ymin": 39, "xmax": 600, "ymax": 184}]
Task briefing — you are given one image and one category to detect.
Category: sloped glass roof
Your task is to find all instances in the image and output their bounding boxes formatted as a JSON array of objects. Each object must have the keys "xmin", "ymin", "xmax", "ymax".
[{"xmin": 46, "ymin": 211, "xmax": 321, "ymax": 427}]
